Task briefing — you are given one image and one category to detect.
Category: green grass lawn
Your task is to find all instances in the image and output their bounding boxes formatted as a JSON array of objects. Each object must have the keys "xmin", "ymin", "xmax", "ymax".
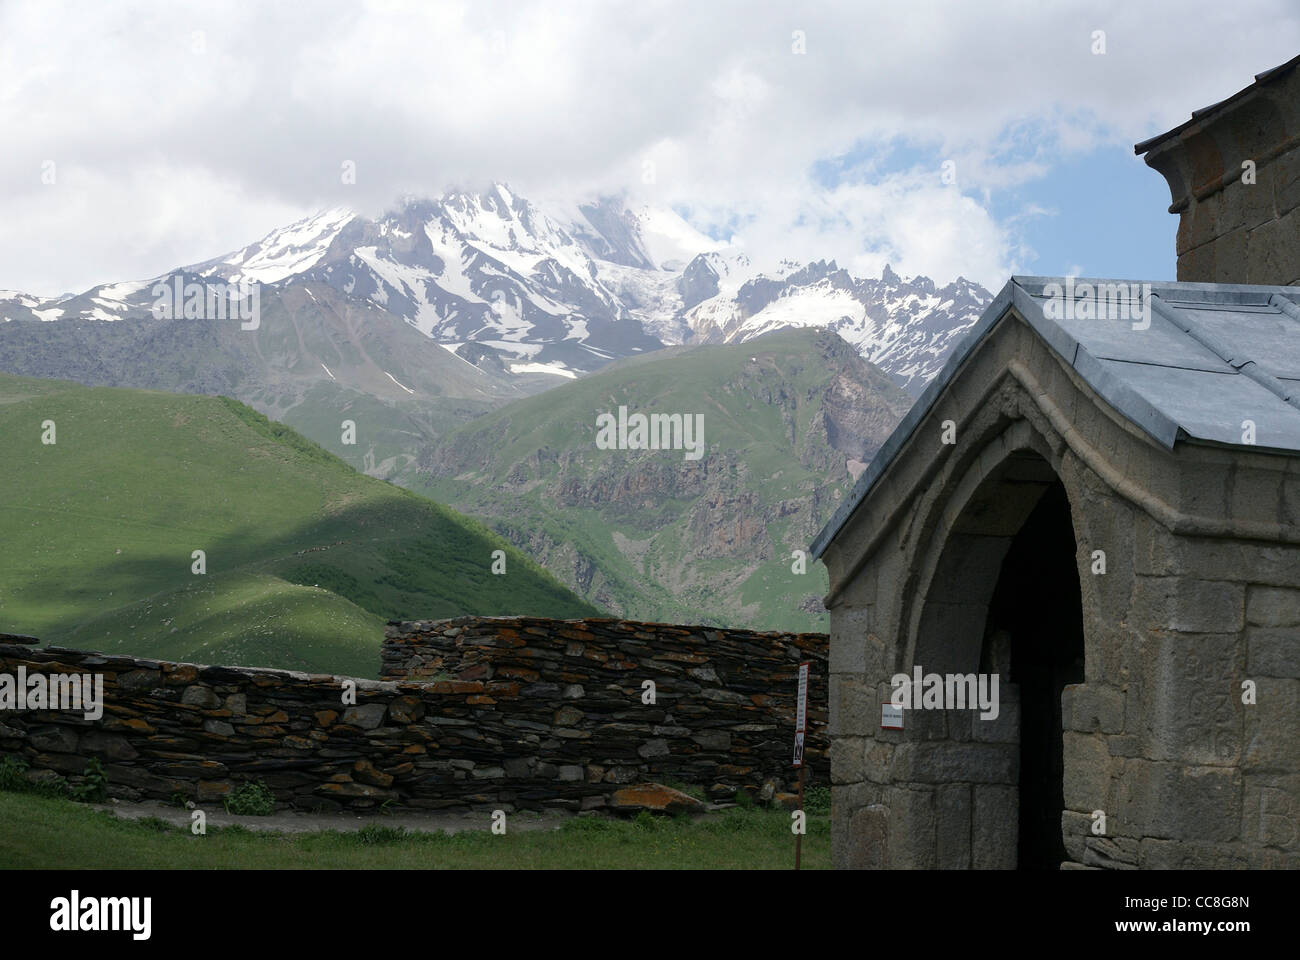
[{"xmin": 0, "ymin": 791, "xmax": 829, "ymax": 870}]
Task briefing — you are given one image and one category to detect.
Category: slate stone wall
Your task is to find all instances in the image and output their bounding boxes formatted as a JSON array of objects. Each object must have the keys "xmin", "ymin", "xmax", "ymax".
[{"xmin": 0, "ymin": 617, "xmax": 826, "ymax": 814}]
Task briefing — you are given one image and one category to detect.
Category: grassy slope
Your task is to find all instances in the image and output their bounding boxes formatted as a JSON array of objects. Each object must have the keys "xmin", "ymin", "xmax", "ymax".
[
  {"xmin": 0, "ymin": 791, "xmax": 830, "ymax": 869},
  {"xmin": 277, "ymin": 380, "xmax": 494, "ymax": 481},
  {"xmin": 0, "ymin": 373, "xmax": 599, "ymax": 676},
  {"xmin": 409, "ymin": 328, "xmax": 912, "ymax": 632}
]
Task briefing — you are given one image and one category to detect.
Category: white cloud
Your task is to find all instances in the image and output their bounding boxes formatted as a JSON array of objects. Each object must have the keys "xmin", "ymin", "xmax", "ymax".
[{"xmin": 1, "ymin": 0, "xmax": 1298, "ymax": 295}]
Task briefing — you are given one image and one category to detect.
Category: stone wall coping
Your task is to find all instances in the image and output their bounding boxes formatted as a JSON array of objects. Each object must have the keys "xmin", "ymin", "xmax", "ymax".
[
  {"xmin": 386, "ymin": 615, "xmax": 828, "ymax": 646},
  {"xmin": 0, "ymin": 642, "xmax": 402, "ymax": 689}
]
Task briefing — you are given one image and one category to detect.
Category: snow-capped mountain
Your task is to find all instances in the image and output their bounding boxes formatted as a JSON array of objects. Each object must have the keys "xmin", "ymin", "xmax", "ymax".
[
  {"xmin": 0, "ymin": 185, "xmax": 991, "ymax": 394},
  {"xmin": 677, "ymin": 259, "xmax": 990, "ymax": 393},
  {"xmin": 189, "ymin": 207, "xmax": 357, "ymax": 285}
]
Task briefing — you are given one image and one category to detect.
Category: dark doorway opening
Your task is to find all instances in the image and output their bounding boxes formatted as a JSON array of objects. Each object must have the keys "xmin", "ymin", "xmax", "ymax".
[{"xmin": 983, "ymin": 481, "xmax": 1085, "ymax": 870}]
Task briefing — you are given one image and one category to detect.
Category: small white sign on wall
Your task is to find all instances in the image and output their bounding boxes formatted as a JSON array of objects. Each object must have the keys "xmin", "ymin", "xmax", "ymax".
[{"xmin": 881, "ymin": 703, "xmax": 904, "ymax": 730}]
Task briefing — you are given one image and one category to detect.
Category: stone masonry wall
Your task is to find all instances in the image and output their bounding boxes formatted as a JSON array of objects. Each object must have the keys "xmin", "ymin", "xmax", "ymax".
[
  {"xmin": 823, "ymin": 315, "xmax": 1300, "ymax": 869},
  {"xmin": 0, "ymin": 617, "xmax": 826, "ymax": 814},
  {"xmin": 382, "ymin": 616, "xmax": 828, "ymax": 795},
  {"xmin": 1141, "ymin": 58, "xmax": 1300, "ymax": 286}
]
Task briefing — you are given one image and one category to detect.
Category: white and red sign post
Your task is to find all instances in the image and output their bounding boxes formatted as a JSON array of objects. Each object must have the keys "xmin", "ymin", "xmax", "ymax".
[{"xmin": 793, "ymin": 661, "xmax": 810, "ymax": 870}]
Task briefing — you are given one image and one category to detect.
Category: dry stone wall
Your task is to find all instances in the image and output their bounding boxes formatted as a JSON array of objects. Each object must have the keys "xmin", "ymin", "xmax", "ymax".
[
  {"xmin": 382, "ymin": 616, "xmax": 828, "ymax": 796},
  {"xmin": 0, "ymin": 616, "xmax": 826, "ymax": 814}
]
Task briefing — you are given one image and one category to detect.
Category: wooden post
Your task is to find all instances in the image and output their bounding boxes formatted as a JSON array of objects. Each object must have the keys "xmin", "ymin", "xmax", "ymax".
[
  {"xmin": 793, "ymin": 660, "xmax": 810, "ymax": 871},
  {"xmin": 795, "ymin": 762, "xmax": 806, "ymax": 870}
]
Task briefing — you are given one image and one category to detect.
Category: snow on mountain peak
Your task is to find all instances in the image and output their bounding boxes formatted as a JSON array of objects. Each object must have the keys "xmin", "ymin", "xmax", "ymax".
[
  {"xmin": 191, "ymin": 207, "xmax": 357, "ymax": 286},
  {"xmin": 1, "ymin": 185, "xmax": 993, "ymax": 394}
]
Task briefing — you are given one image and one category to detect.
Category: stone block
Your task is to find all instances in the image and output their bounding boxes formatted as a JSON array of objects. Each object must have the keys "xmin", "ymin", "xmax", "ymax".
[
  {"xmin": 387, "ymin": 696, "xmax": 424, "ymax": 724},
  {"xmin": 553, "ymin": 705, "xmax": 583, "ymax": 726},
  {"xmin": 1247, "ymin": 208, "xmax": 1300, "ymax": 285},
  {"xmin": 914, "ymin": 601, "xmax": 989, "ymax": 675},
  {"xmin": 1061, "ymin": 809, "xmax": 1092, "ymax": 865},
  {"xmin": 971, "ymin": 693, "xmax": 1018, "ymax": 744},
  {"xmin": 503, "ymin": 757, "xmax": 533, "ymax": 778},
  {"xmin": 902, "ymin": 704, "xmax": 950, "ymax": 741},
  {"xmin": 1081, "ymin": 835, "xmax": 1139, "ymax": 870},
  {"xmin": 117, "ymin": 669, "xmax": 161, "ymax": 692},
  {"xmin": 1062, "ymin": 683, "xmax": 1124, "ymax": 734},
  {"xmin": 1177, "ymin": 190, "xmax": 1221, "ymax": 255},
  {"xmin": 636, "ymin": 738, "xmax": 670, "ymax": 759},
  {"xmin": 1177, "ymin": 240, "xmax": 1216, "ymax": 284},
  {"xmin": 1247, "ymin": 628, "xmax": 1300, "ymax": 678},
  {"xmin": 830, "ymin": 736, "xmax": 866, "ymax": 785},
  {"xmin": 353, "ymin": 758, "xmax": 394, "ymax": 787},
  {"xmin": 1228, "ymin": 467, "xmax": 1284, "ymax": 527},
  {"xmin": 946, "ymin": 706, "xmax": 972, "ymax": 742},
  {"xmin": 935, "ymin": 783, "xmax": 972, "ymax": 868},
  {"xmin": 863, "ymin": 740, "xmax": 894, "ymax": 783},
  {"xmin": 691, "ymin": 730, "xmax": 730, "ymax": 751},
  {"xmin": 340, "ymin": 704, "xmax": 388, "ymax": 730},
  {"xmin": 886, "ymin": 786, "xmax": 937, "ymax": 869},
  {"xmin": 27, "ymin": 726, "xmax": 79, "ymax": 753},
  {"xmin": 833, "ymin": 793, "xmax": 887, "ymax": 870},
  {"xmin": 1137, "ymin": 630, "xmax": 1243, "ymax": 765},
  {"xmin": 1218, "ymin": 169, "xmax": 1276, "ymax": 235},
  {"xmin": 836, "ymin": 562, "xmax": 879, "ymax": 607},
  {"xmin": 1137, "ymin": 525, "xmax": 1300, "ymax": 588},
  {"xmin": 1062, "ymin": 732, "xmax": 1113, "ymax": 812},
  {"xmin": 1130, "ymin": 576, "xmax": 1244, "ymax": 633},
  {"xmin": 609, "ymin": 783, "xmax": 704, "ymax": 815},
  {"xmin": 1242, "ymin": 773, "xmax": 1300, "ymax": 851},
  {"xmin": 829, "ymin": 627, "xmax": 866, "ymax": 675},
  {"xmin": 1138, "ymin": 838, "xmax": 1252, "ymax": 870},
  {"xmin": 79, "ymin": 729, "xmax": 138, "ymax": 761},
  {"xmin": 1246, "ymin": 585, "xmax": 1300, "ymax": 627},
  {"xmin": 1212, "ymin": 224, "xmax": 1250, "ymax": 283},
  {"xmin": 1116, "ymin": 761, "xmax": 1242, "ymax": 842},
  {"xmin": 971, "ymin": 784, "xmax": 1017, "ymax": 869},
  {"xmin": 180, "ymin": 685, "xmax": 222, "ymax": 709},
  {"xmin": 1273, "ymin": 145, "xmax": 1300, "ymax": 216},
  {"xmin": 891, "ymin": 740, "xmax": 1017, "ymax": 785},
  {"xmin": 826, "ymin": 671, "xmax": 878, "ymax": 738},
  {"xmin": 1242, "ymin": 678, "xmax": 1300, "ymax": 774}
]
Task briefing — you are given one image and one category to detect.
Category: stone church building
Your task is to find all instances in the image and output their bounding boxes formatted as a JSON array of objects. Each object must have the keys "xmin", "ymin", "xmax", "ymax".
[{"xmin": 812, "ymin": 56, "xmax": 1300, "ymax": 869}]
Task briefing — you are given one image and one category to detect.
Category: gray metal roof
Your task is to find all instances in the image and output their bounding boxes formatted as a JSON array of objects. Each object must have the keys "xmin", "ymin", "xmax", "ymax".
[{"xmin": 811, "ymin": 276, "xmax": 1300, "ymax": 558}]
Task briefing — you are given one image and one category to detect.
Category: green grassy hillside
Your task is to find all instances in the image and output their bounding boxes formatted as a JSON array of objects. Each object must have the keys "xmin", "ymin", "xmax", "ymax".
[
  {"xmin": 410, "ymin": 328, "xmax": 913, "ymax": 632},
  {"xmin": 276, "ymin": 380, "xmax": 494, "ymax": 481},
  {"xmin": 0, "ymin": 373, "xmax": 599, "ymax": 676}
]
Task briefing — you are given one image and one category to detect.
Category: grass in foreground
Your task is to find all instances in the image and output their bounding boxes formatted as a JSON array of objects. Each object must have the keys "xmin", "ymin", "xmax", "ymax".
[{"xmin": 0, "ymin": 791, "xmax": 830, "ymax": 870}]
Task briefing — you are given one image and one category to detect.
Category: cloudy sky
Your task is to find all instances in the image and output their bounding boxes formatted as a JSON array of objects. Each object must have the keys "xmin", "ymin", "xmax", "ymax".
[{"xmin": 2, "ymin": 0, "xmax": 1299, "ymax": 296}]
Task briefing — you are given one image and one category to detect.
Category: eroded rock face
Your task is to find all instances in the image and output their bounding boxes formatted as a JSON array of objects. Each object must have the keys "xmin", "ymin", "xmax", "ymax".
[{"xmin": 418, "ymin": 330, "xmax": 913, "ymax": 632}]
